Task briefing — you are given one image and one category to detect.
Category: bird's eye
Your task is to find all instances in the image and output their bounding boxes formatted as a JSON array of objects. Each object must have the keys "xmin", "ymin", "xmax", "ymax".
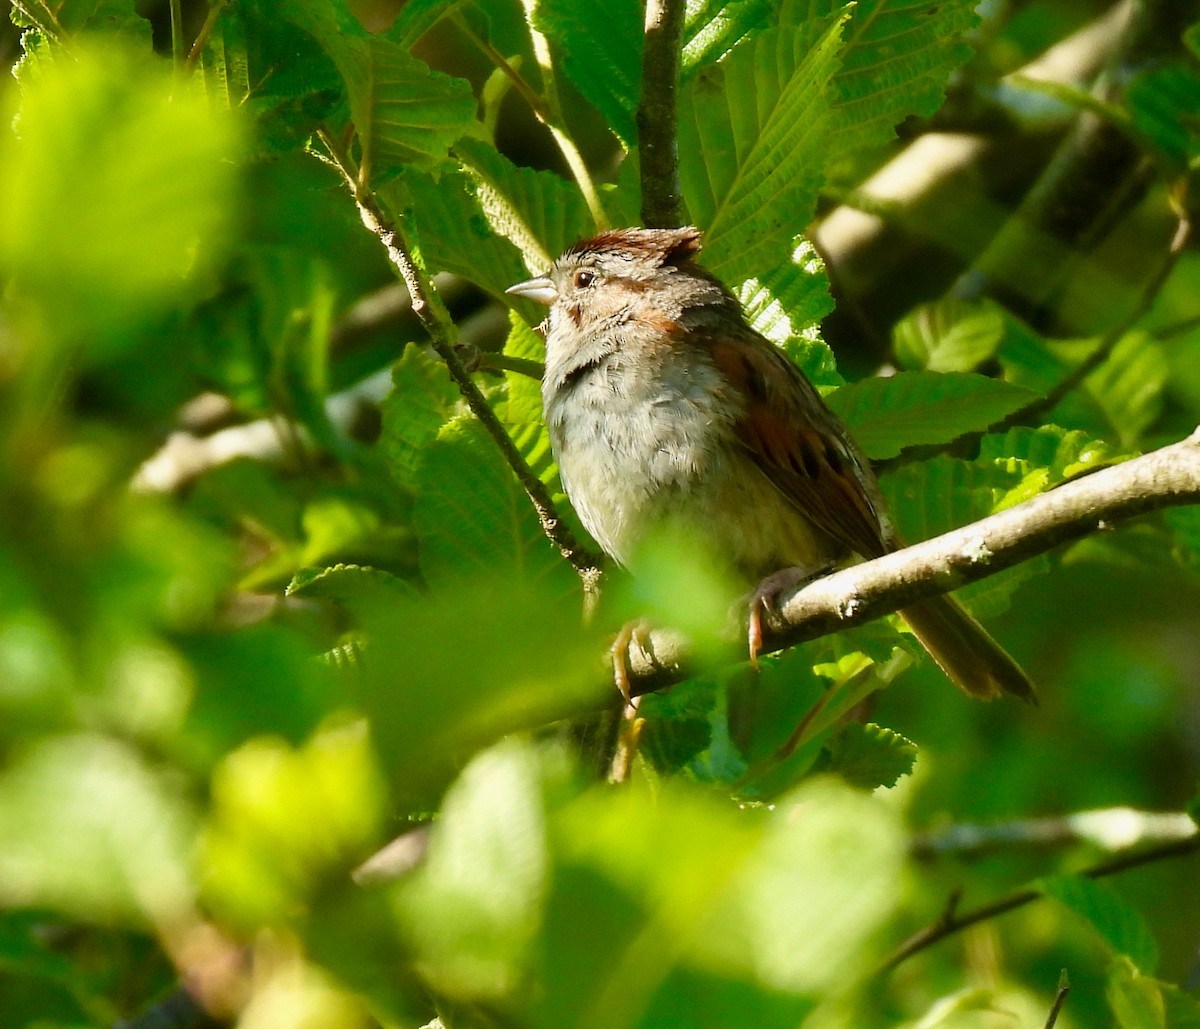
[{"xmin": 573, "ymin": 269, "xmax": 596, "ymax": 289}]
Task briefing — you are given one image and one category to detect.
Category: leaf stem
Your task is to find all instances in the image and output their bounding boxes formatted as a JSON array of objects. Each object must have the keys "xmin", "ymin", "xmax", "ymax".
[{"xmin": 169, "ymin": 0, "xmax": 185, "ymax": 70}]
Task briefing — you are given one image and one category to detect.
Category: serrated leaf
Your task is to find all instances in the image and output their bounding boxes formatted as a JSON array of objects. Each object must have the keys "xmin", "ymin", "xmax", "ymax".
[
  {"xmin": 821, "ymin": 722, "xmax": 917, "ymax": 790},
  {"xmin": 287, "ymin": 564, "xmax": 419, "ymax": 620},
  {"xmin": 283, "ymin": 0, "xmax": 475, "ymax": 180},
  {"xmin": 682, "ymin": 0, "xmax": 776, "ymax": 75},
  {"xmin": 534, "ymin": 0, "xmax": 643, "ymax": 148},
  {"xmin": 379, "ymin": 171, "xmax": 530, "ymax": 298},
  {"xmin": 384, "ymin": 0, "xmax": 466, "ymax": 49},
  {"xmin": 680, "ymin": 17, "xmax": 844, "ymax": 286},
  {"xmin": 379, "ymin": 342, "xmax": 460, "ymax": 491},
  {"xmin": 500, "ymin": 312, "xmax": 558, "ymax": 484},
  {"xmin": 827, "ymin": 371, "xmax": 1038, "ymax": 460},
  {"xmin": 893, "ymin": 298, "xmax": 1008, "ymax": 372},
  {"xmin": 791, "ymin": 0, "xmax": 980, "ymax": 160},
  {"xmin": 1042, "ymin": 874, "xmax": 1160, "ymax": 973},
  {"xmin": 734, "ymin": 238, "xmax": 840, "ymax": 385},
  {"xmin": 980, "ymin": 425, "xmax": 1119, "ymax": 508},
  {"xmin": 455, "ymin": 137, "xmax": 594, "ymax": 272},
  {"xmin": 413, "ymin": 417, "xmax": 577, "ymax": 600}
]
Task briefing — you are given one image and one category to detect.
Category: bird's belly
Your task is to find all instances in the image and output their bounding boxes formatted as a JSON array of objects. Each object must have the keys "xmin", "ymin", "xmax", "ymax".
[{"xmin": 547, "ymin": 379, "xmax": 833, "ymax": 580}]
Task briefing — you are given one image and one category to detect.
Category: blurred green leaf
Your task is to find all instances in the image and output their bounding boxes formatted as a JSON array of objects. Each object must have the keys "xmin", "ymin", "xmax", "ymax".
[
  {"xmin": 1042, "ymin": 875, "xmax": 1159, "ymax": 973},
  {"xmin": 894, "ymin": 298, "xmax": 1009, "ymax": 372},
  {"xmin": 1107, "ymin": 957, "xmax": 1166, "ymax": 1029},
  {"xmin": 1126, "ymin": 61, "xmax": 1200, "ymax": 169},
  {"xmin": 394, "ymin": 739, "xmax": 551, "ymax": 1000},
  {"xmin": 827, "ymin": 371, "xmax": 1038, "ymax": 460},
  {"xmin": 0, "ymin": 735, "xmax": 196, "ymax": 926},
  {"xmin": 0, "ymin": 43, "xmax": 241, "ymax": 346},
  {"xmin": 202, "ymin": 722, "xmax": 387, "ymax": 928}
]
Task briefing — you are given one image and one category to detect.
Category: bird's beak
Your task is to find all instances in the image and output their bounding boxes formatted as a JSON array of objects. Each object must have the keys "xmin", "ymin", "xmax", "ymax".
[{"xmin": 505, "ymin": 276, "xmax": 558, "ymax": 305}]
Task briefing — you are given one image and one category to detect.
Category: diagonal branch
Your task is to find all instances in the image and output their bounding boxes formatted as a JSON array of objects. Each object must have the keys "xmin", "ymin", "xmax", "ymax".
[
  {"xmin": 878, "ymin": 831, "xmax": 1200, "ymax": 974},
  {"xmin": 638, "ymin": 0, "xmax": 687, "ymax": 227},
  {"xmin": 620, "ymin": 428, "xmax": 1200, "ymax": 697},
  {"xmin": 315, "ymin": 132, "xmax": 602, "ymax": 584}
]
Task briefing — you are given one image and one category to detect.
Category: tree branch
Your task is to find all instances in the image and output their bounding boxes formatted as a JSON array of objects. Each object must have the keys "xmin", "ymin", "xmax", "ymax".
[
  {"xmin": 878, "ymin": 831, "xmax": 1200, "ymax": 974},
  {"xmin": 637, "ymin": 0, "xmax": 686, "ymax": 228},
  {"xmin": 621, "ymin": 428, "xmax": 1200, "ymax": 697},
  {"xmin": 315, "ymin": 132, "xmax": 602, "ymax": 583}
]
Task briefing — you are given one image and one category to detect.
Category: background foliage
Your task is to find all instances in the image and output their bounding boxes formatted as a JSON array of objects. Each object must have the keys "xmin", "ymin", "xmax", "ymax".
[{"xmin": 1, "ymin": 0, "xmax": 1200, "ymax": 1026}]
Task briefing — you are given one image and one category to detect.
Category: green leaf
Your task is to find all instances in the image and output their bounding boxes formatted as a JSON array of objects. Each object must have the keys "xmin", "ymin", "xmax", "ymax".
[
  {"xmin": 1107, "ymin": 958, "xmax": 1166, "ymax": 1029},
  {"xmin": 287, "ymin": 563, "xmax": 420, "ymax": 615},
  {"xmin": 0, "ymin": 42, "xmax": 241, "ymax": 345},
  {"xmin": 979, "ymin": 425, "xmax": 1119, "ymax": 508},
  {"xmin": 893, "ymin": 298, "xmax": 1009, "ymax": 373},
  {"xmin": 0, "ymin": 735, "xmax": 196, "ymax": 925},
  {"xmin": 384, "ymin": 0, "xmax": 466, "ymax": 49},
  {"xmin": 454, "ymin": 137, "xmax": 595, "ymax": 272},
  {"xmin": 379, "ymin": 342, "xmax": 460, "ymax": 492},
  {"xmin": 682, "ymin": 0, "xmax": 776, "ymax": 76},
  {"xmin": 413, "ymin": 417, "xmax": 577, "ymax": 599},
  {"xmin": 283, "ymin": 0, "xmax": 475, "ymax": 181},
  {"xmin": 500, "ymin": 312, "xmax": 558, "ymax": 485},
  {"xmin": 393, "ymin": 740, "xmax": 549, "ymax": 998},
  {"xmin": 1126, "ymin": 60, "xmax": 1200, "ymax": 169},
  {"xmin": 379, "ymin": 171, "xmax": 530, "ymax": 299},
  {"xmin": 1084, "ymin": 332, "xmax": 1168, "ymax": 448},
  {"xmin": 797, "ymin": 0, "xmax": 981, "ymax": 161},
  {"xmin": 1041, "ymin": 874, "xmax": 1160, "ymax": 973},
  {"xmin": 880, "ymin": 455, "xmax": 1043, "ymax": 616},
  {"xmin": 827, "ymin": 371, "xmax": 1038, "ymax": 460},
  {"xmin": 680, "ymin": 16, "xmax": 845, "ymax": 287},
  {"xmin": 202, "ymin": 724, "xmax": 387, "ymax": 928},
  {"xmin": 534, "ymin": 0, "xmax": 643, "ymax": 148},
  {"xmin": 820, "ymin": 722, "xmax": 917, "ymax": 790},
  {"xmin": 733, "ymin": 239, "xmax": 840, "ymax": 386}
]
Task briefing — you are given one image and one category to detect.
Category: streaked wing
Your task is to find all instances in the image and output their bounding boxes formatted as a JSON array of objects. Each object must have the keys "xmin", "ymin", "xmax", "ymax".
[{"xmin": 706, "ymin": 330, "xmax": 889, "ymax": 561}]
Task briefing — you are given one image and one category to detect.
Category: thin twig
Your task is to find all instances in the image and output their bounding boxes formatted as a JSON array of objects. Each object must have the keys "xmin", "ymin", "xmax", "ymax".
[
  {"xmin": 1044, "ymin": 970, "xmax": 1071, "ymax": 1029},
  {"xmin": 518, "ymin": 0, "xmax": 610, "ymax": 229},
  {"xmin": 315, "ymin": 131, "xmax": 602, "ymax": 581},
  {"xmin": 618, "ymin": 427, "xmax": 1200, "ymax": 697},
  {"xmin": 878, "ymin": 832, "xmax": 1200, "ymax": 974},
  {"xmin": 185, "ymin": 0, "xmax": 230, "ymax": 73},
  {"xmin": 637, "ymin": 0, "xmax": 687, "ymax": 228}
]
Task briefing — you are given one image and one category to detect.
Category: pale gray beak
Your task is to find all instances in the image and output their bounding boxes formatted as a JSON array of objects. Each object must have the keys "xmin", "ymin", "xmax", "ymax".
[{"xmin": 505, "ymin": 276, "xmax": 558, "ymax": 305}]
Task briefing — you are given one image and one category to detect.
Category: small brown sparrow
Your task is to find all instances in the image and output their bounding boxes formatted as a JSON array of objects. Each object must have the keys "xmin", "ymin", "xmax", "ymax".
[{"xmin": 507, "ymin": 226, "xmax": 1035, "ymax": 702}]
